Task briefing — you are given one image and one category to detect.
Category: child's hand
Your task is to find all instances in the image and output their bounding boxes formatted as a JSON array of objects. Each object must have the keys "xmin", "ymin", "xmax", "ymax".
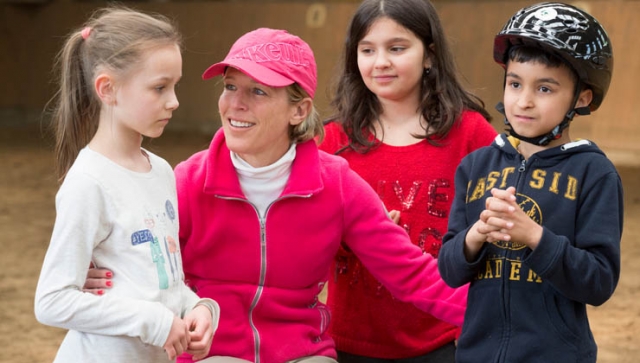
[
  {"xmin": 185, "ymin": 305, "xmax": 215, "ymax": 361},
  {"xmin": 82, "ymin": 262, "xmax": 113, "ymax": 295},
  {"xmin": 463, "ymin": 219, "xmax": 492, "ymax": 261},
  {"xmin": 480, "ymin": 187, "xmax": 517, "ymax": 243},
  {"xmin": 463, "ymin": 187, "xmax": 518, "ymax": 261},
  {"xmin": 388, "ymin": 210, "xmax": 401, "ymax": 224},
  {"xmin": 164, "ymin": 315, "xmax": 190, "ymax": 360},
  {"xmin": 484, "ymin": 187, "xmax": 542, "ymax": 249}
]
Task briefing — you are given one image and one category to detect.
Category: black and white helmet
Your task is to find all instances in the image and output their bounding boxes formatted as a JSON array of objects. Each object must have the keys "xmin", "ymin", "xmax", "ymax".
[{"xmin": 493, "ymin": 2, "xmax": 613, "ymax": 110}]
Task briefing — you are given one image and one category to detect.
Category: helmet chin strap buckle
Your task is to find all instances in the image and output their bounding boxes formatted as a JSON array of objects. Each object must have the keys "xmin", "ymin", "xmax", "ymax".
[{"xmin": 574, "ymin": 106, "xmax": 591, "ymax": 116}]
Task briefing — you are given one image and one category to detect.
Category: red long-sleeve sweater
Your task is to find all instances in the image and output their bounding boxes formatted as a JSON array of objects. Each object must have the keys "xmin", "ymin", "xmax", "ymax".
[{"xmin": 319, "ymin": 110, "xmax": 497, "ymax": 359}]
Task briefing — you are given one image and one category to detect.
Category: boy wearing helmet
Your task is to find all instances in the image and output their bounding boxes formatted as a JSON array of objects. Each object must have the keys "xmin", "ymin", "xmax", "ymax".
[{"xmin": 438, "ymin": 3, "xmax": 623, "ymax": 363}]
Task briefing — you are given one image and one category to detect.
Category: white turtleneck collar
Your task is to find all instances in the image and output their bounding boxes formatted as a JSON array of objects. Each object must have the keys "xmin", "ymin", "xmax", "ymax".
[{"xmin": 231, "ymin": 143, "xmax": 297, "ymax": 218}]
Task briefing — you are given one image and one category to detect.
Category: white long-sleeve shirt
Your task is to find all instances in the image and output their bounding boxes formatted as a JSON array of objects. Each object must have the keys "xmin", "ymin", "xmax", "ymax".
[{"xmin": 35, "ymin": 147, "xmax": 218, "ymax": 363}]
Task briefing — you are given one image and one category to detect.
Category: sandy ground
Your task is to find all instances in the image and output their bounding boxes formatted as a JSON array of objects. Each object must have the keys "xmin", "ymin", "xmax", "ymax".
[{"xmin": 1, "ymin": 126, "xmax": 638, "ymax": 362}]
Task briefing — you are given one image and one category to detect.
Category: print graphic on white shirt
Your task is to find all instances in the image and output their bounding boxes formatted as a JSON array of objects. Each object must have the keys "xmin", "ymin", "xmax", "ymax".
[
  {"xmin": 131, "ymin": 200, "xmax": 181, "ymax": 290},
  {"xmin": 160, "ymin": 199, "xmax": 181, "ymax": 283}
]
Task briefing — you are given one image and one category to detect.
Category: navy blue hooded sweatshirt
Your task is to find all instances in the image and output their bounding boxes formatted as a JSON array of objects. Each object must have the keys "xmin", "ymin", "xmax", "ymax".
[{"xmin": 439, "ymin": 134, "xmax": 623, "ymax": 363}]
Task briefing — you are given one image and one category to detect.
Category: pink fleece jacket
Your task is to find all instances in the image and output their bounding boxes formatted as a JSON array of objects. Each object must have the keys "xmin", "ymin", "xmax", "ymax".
[{"xmin": 175, "ymin": 129, "xmax": 467, "ymax": 363}]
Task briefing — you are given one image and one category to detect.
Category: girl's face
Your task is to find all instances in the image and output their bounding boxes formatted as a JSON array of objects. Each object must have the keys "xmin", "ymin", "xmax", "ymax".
[
  {"xmin": 503, "ymin": 60, "xmax": 592, "ymax": 147},
  {"xmin": 357, "ymin": 16, "xmax": 429, "ymax": 104},
  {"xmin": 218, "ymin": 68, "xmax": 303, "ymax": 167},
  {"xmin": 112, "ymin": 44, "xmax": 182, "ymax": 140}
]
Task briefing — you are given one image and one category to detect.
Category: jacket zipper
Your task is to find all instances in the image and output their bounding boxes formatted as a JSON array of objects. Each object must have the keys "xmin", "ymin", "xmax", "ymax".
[
  {"xmin": 216, "ymin": 193, "xmax": 312, "ymax": 363},
  {"xmin": 496, "ymin": 156, "xmax": 528, "ymax": 363}
]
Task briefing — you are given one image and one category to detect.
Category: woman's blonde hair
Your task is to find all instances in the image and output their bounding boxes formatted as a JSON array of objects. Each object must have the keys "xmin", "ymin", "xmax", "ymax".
[{"xmin": 286, "ymin": 83, "xmax": 324, "ymax": 144}]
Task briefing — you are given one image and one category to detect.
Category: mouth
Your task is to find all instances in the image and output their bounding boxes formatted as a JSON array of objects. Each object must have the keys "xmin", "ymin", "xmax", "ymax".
[
  {"xmin": 512, "ymin": 114, "xmax": 535, "ymax": 123},
  {"xmin": 229, "ymin": 119, "xmax": 254, "ymax": 128},
  {"xmin": 373, "ymin": 75, "xmax": 396, "ymax": 82}
]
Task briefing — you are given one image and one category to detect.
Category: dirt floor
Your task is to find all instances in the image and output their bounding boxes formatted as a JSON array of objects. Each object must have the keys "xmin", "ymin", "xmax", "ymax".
[{"xmin": 1, "ymin": 126, "xmax": 638, "ymax": 362}]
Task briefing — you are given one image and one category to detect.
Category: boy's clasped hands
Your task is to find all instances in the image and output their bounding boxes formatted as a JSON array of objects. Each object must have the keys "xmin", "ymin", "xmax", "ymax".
[{"xmin": 465, "ymin": 187, "xmax": 543, "ymax": 260}]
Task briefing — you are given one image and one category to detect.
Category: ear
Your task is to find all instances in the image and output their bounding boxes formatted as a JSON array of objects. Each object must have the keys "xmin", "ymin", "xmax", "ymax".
[
  {"xmin": 94, "ymin": 73, "xmax": 117, "ymax": 106},
  {"xmin": 290, "ymin": 98, "xmax": 312, "ymax": 126},
  {"xmin": 423, "ymin": 43, "xmax": 435, "ymax": 69},
  {"xmin": 575, "ymin": 88, "xmax": 593, "ymax": 109}
]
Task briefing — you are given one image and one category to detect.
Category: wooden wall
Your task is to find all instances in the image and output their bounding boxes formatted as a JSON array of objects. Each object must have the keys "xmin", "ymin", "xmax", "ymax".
[{"xmin": 1, "ymin": 0, "xmax": 638, "ymax": 165}]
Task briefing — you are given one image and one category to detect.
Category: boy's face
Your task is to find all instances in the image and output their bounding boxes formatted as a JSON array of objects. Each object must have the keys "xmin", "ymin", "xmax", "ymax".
[{"xmin": 503, "ymin": 60, "xmax": 592, "ymax": 146}]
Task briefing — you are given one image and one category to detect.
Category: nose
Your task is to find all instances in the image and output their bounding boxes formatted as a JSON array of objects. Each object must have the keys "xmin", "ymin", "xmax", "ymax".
[
  {"xmin": 516, "ymin": 89, "xmax": 534, "ymax": 109},
  {"xmin": 166, "ymin": 89, "xmax": 179, "ymax": 111},
  {"xmin": 227, "ymin": 90, "xmax": 248, "ymax": 110},
  {"xmin": 374, "ymin": 51, "xmax": 390, "ymax": 69}
]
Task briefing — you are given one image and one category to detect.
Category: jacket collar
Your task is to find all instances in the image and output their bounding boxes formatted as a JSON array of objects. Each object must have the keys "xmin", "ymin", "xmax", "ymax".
[
  {"xmin": 203, "ymin": 129, "xmax": 324, "ymax": 198},
  {"xmin": 493, "ymin": 132, "xmax": 602, "ymax": 162}
]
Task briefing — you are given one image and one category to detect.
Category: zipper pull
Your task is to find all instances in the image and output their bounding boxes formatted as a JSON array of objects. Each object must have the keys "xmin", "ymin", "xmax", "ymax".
[{"xmin": 518, "ymin": 158, "xmax": 526, "ymax": 172}]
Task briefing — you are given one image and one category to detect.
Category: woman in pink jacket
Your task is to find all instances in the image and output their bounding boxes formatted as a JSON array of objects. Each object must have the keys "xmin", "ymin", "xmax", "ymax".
[{"xmin": 85, "ymin": 27, "xmax": 466, "ymax": 363}]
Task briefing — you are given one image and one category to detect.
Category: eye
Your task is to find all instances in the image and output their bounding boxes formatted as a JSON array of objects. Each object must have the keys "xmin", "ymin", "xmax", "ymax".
[
  {"xmin": 390, "ymin": 46, "xmax": 405, "ymax": 53},
  {"xmin": 253, "ymin": 87, "xmax": 267, "ymax": 96},
  {"xmin": 155, "ymin": 86, "xmax": 165, "ymax": 92},
  {"xmin": 508, "ymin": 81, "xmax": 521, "ymax": 89},
  {"xmin": 539, "ymin": 86, "xmax": 552, "ymax": 93},
  {"xmin": 224, "ymin": 83, "xmax": 237, "ymax": 91},
  {"xmin": 358, "ymin": 47, "xmax": 374, "ymax": 55}
]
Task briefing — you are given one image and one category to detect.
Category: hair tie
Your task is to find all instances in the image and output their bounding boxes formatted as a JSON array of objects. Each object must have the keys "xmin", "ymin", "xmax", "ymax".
[{"xmin": 81, "ymin": 27, "xmax": 92, "ymax": 40}]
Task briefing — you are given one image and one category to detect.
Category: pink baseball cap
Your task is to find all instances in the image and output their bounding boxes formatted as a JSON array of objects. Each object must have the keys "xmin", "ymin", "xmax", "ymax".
[{"xmin": 202, "ymin": 28, "xmax": 317, "ymax": 98}]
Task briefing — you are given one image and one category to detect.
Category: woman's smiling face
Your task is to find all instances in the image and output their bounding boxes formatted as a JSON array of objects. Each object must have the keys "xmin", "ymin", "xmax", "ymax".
[{"xmin": 218, "ymin": 67, "xmax": 301, "ymax": 167}]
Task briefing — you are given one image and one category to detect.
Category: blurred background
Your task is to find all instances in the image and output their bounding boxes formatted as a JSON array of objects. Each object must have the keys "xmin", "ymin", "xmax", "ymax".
[
  {"xmin": 1, "ymin": 0, "xmax": 639, "ymax": 162},
  {"xmin": 1, "ymin": 1, "xmax": 639, "ymax": 362}
]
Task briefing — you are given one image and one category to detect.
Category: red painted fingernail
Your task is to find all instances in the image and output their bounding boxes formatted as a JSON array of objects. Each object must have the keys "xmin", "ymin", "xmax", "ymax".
[
  {"xmin": 106, "ymin": 281, "xmax": 112, "ymax": 287},
  {"xmin": 106, "ymin": 272, "xmax": 113, "ymax": 278},
  {"xmin": 97, "ymin": 290, "xmax": 104, "ymax": 295}
]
